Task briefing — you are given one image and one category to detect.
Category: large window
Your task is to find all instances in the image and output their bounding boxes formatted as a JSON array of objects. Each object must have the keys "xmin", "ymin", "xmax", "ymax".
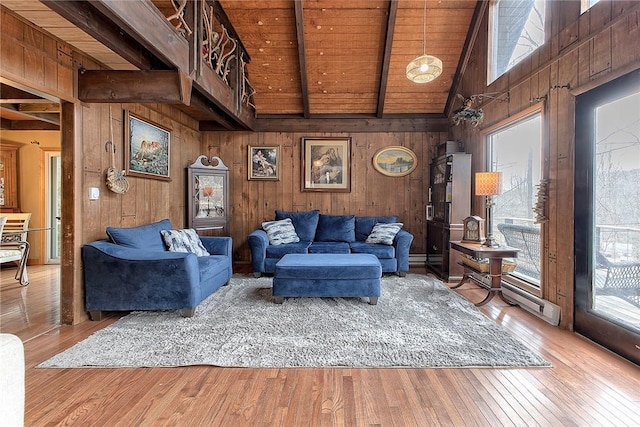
[
  {"xmin": 487, "ymin": 109, "xmax": 544, "ymax": 292},
  {"xmin": 488, "ymin": 0, "xmax": 545, "ymax": 83}
]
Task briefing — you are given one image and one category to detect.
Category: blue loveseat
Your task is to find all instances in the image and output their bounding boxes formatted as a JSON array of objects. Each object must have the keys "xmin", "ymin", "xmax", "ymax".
[
  {"xmin": 248, "ymin": 210, "xmax": 414, "ymax": 277},
  {"xmin": 82, "ymin": 219, "xmax": 232, "ymax": 320}
]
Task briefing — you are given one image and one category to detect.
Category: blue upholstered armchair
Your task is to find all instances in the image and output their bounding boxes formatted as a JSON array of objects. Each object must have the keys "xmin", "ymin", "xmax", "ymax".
[{"xmin": 82, "ymin": 219, "xmax": 232, "ymax": 319}]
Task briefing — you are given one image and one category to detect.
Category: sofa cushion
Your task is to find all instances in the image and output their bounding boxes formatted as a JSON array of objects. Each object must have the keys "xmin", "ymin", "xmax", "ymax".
[
  {"xmin": 315, "ymin": 214, "xmax": 355, "ymax": 242},
  {"xmin": 355, "ymin": 215, "xmax": 398, "ymax": 241},
  {"xmin": 366, "ymin": 223, "xmax": 403, "ymax": 245},
  {"xmin": 262, "ymin": 218, "xmax": 300, "ymax": 245},
  {"xmin": 308, "ymin": 241, "xmax": 351, "ymax": 254},
  {"xmin": 160, "ymin": 229, "xmax": 210, "ymax": 256},
  {"xmin": 275, "ymin": 209, "xmax": 320, "ymax": 242},
  {"xmin": 349, "ymin": 241, "xmax": 395, "ymax": 259},
  {"xmin": 106, "ymin": 218, "xmax": 172, "ymax": 251},
  {"xmin": 266, "ymin": 241, "xmax": 311, "ymax": 258}
]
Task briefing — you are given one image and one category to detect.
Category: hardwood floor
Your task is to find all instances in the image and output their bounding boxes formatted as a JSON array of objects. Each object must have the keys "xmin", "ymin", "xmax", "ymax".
[{"xmin": 2, "ymin": 264, "xmax": 639, "ymax": 426}]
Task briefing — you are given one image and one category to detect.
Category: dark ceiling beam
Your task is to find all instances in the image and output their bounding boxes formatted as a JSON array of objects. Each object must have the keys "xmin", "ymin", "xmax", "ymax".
[
  {"xmin": 444, "ymin": 0, "xmax": 489, "ymax": 117},
  {"xmin": 294, "ymin": 1, "xmax": 310, "ymax": 119},
  {"xmin": 1, "ymin": 120, "xmax": 60, "ymax": 131},
  {"xmin": 78, "ymin": 70, "xmax": 192, "ymax": 104},
  {"xmin": 376, "ymin": 1, "xmax": 398, "ymax": 118},
  {"xmin": 252, "ymin": 115, "xmax": 448, "ymax": 133},
  {"xmin": 40, "ymin": 0, "xmax": 160, "ymax": 70},
  {"xmin": 0, "ymin": 105, "xmax": 60, "ymax": 126}
]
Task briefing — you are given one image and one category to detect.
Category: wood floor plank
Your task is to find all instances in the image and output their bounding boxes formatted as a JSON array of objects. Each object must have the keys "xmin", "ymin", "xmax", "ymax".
[{"xmin": 3, "ymin": 265, "xmax": 640, "ymax": 426}]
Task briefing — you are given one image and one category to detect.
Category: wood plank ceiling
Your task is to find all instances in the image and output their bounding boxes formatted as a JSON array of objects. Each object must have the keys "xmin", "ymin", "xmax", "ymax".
[{"xmin": 1, "ymin": 0, "xmax": 478, "ymax": 125}]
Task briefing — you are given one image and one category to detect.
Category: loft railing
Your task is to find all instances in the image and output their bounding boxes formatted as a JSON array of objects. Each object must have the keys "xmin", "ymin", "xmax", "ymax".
[{"xmin": 160, "ymin": 0, "xmax": 255, "ymax": 114}]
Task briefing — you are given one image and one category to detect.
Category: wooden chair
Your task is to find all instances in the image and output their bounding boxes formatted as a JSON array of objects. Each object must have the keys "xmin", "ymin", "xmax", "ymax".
[{"xmin": 0, "ymin": 213, "xmax": 31, "ymax": 286}]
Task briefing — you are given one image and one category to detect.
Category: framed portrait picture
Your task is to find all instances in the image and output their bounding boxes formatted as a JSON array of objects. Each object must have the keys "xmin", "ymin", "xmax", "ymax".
[
  {"xmin": 248, "ymin": 145, "xmax": 280, "ymax": 180},
  {"xmin": 302, "ymin": 137, "xmax": 351, "ymax": 192},
  {"xmin": 124, "ymin": 110, "xmax": 171, "ymax": 181},
  {"xmin": 372, "ymin": 146, "xmax": 417, "ymax": 177}
]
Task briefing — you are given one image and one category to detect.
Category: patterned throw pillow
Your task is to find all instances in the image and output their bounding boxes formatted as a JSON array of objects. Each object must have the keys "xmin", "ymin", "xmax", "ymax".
[
  {"xmin": 262, "ymin": 218, "xmax": 300, "ymax": 245},
  {"xmin": 160, "ymin": 229, "xmax": 210, "ymax": 256},
  {"xmin": 365, "ymin": 223, "xmax": 403, "ymax": 245}
]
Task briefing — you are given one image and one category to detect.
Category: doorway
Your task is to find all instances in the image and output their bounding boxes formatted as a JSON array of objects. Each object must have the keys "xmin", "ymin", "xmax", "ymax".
[
  {"xmin": 575, "ymin": 69, "xmax": 640, "ymax": 364},
  {"xmin": 45, "ymin": 151, "xmax": 61, "ymax": 264}
]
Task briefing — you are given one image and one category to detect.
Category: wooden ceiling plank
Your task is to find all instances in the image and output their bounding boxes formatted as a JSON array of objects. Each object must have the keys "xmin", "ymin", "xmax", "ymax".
[
  {"xmin": 0, "ymin": 104, "xmax": 60, "ymax": 125},
  {"xmin": 17, "ymin": 103, "xmax": 59, "ymax": 113},
  {"xmin": 40, "ymin": 0, "xmax": 157, "ymax": 70}
]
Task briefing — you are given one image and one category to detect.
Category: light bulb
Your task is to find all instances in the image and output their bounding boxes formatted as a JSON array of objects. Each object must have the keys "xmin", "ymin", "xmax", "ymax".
[{"xmin": 420, "ymin": 63, "xmax": 429, "ymax": 72}]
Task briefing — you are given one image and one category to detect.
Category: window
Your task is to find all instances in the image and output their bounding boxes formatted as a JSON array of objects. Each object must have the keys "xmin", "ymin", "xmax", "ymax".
[
  {"xmin": 486, "ymin": 109, "xmax": 544, "ymax": 292},
  {"xmin": 488, "ymin": 0, "xmax": 546, "ymax": 84},
  {"xmin": 581, "ymin": 0, "xmax": 600, "ymax": 14}
]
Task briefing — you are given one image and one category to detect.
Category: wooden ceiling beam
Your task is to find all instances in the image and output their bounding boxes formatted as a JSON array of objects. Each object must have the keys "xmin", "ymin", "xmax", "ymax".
[
  {"xmin": 0, "ymin": 105, "xmax": 60, "ymax": 126},
  {"xmin": 294, "ymin": 0, "xmax": 310, "ymax": 119},
  {"xmin": 2, "ymin": 120, "xmax": 60, "ymax": 131},
  {"xmin": 376, "ymin": 1, "xmax": 398, "ymax": 118},
  {"xmin": 253, "ymin": 115, "xmax": 448, "ymax": 133},
  {"xmin": 445, "ymin": 0, "xmax": 488, "ymax": 117},
  {"xmin": 40, "ymin": 0, "xmax": 160, "ymax": 70},
  {"xmin": 17, "ymin": 103, "xmax": 60, "ymax": 113},
  {"xmin": 77, "ymin": 70, "xmax": 192, "ymax": 105}
]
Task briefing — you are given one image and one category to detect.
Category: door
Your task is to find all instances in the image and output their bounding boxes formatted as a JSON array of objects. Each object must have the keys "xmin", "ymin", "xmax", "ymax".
[
  {"xmin": 45, "ymin": 151, "xmax": 61, "ymax": 263},
  {"xmin": 575, "ymin": 69, "xmax": 640, "ymax": 365}
]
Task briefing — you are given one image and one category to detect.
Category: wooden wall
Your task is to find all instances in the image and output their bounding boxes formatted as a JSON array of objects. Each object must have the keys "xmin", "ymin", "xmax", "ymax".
[
  {"xmin": 1, "ymin": 8, "xmax": 203, "ymax": 324},
  {"xmin": 203, "ymin": 131, "xmax": 448, "ymax": 264},
  {"xmin": 449, "ymin": 0, "xmax": 640, "ymax": 329}
]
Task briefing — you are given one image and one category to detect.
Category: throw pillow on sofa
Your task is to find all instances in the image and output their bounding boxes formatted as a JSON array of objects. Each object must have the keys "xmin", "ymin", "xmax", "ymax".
[
  {"xmin": 366, "ymin": 223, "xmax": 403, "ymax": 245},
  {"xmin": 315, "ymin": 214, "xmax": 355, "ymax": 242},
  {"xmin": 262, "ymin": 218, "xmax": 300, "ymax": 245},
  {"xmin": 275, "ymin": 209, "xmax": 319, "ymax": 242},
  {"xmin": 355, "ymin": 215, "xmax": 398, "ymax": 241},
  {"xmin": 160, "ymin": 229, "xmax": 210, "ymax": 256}
]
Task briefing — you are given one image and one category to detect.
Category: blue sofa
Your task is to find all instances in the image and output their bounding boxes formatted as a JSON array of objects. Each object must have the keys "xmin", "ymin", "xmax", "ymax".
[
  {"xmin": 248, "ymin": 210, "xmax": 414, "ymax": 277},
  {"xmin": 82, "ymin": 219, "xmax": 232, "ymax": 320}
]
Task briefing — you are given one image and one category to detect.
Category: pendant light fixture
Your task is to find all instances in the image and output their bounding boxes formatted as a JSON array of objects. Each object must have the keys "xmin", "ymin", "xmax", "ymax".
[{"xmin": 406, "ymin": 0, "xmax": 443, "ymax": 83}]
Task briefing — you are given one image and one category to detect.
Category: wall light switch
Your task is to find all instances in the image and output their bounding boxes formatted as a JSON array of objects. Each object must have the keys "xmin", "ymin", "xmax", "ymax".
[{"xmin": 89, "ymin": 187, "xmax": 100, "ymax": 200}]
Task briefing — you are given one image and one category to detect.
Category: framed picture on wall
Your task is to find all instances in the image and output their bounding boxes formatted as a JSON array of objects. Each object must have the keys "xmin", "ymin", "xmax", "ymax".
[
  {"xmin": 124, "ymin": 110, "xmax": 171, "ymax": 181},
  {"xmin": 302, "ymin": 137, "xmax": 351, "ymax": 192},
  {"xmin": 372, "ymin": 146, "xmax": 417, "ymax": 177},
  {"xmin": 248, "ymin": 145, "xmax": 280, "ymax": 180}
]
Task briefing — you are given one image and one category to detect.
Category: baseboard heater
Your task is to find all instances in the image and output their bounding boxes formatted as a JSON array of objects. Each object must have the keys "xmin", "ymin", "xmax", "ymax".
[
  {"xmin": 501, "ymin": 282, "xmax": 561, "ymax": 326},
  {"xmin": 409, "ymin": 254, "xmax": 426, "ymax": 266}
]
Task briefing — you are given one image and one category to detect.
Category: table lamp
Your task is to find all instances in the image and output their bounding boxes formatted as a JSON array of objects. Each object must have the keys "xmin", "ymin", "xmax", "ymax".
[{"xmin": 475, "ymin": 171, "xmax": 503, "ymax": 247}]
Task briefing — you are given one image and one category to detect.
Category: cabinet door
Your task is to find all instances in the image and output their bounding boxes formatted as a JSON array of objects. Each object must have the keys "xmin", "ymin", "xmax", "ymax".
[{"xmin": 186, "ymin": 157, "xmax": 229, "ymax": 234}]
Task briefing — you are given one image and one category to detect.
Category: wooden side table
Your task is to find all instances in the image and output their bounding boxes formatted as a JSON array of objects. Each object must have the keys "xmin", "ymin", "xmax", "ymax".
[{"xmin": 449, "ymin": 241, "xmax": 519, "ymax": 306}]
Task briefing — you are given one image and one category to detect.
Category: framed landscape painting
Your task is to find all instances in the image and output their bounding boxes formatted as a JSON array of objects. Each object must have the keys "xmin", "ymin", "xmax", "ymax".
[
  {"xmin": 248, "ymin": 145, "xmax": 279, "ymax": 180},
  {"xmin": 302, "ymin": 137, "xmax": 351, "ymax": 192},
  {"xmin": 124, "ymin": 110, "xmax": 171, "ymax": 181},
  {"xmin": 372, "ymin": 146, "xmax": 417, "ymax": 177}
]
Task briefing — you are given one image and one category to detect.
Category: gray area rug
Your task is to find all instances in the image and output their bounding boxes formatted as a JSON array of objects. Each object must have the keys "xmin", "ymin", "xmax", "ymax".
[{"xmin": 39, "ymin": 274, "xmax": 550, "ymax": 368}]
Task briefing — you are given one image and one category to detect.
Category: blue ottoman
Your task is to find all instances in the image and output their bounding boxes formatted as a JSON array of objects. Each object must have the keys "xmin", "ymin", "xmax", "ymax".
[{"xmin": 273, "ymin": 253, "xmax": 382, "ymax": 305}]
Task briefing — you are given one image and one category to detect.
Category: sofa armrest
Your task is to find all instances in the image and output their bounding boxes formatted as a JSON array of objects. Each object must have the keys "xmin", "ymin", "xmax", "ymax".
[
  {"xmin": 248, "ymin": 229, "xmax": 269, "ymax": 273},
  {"xmin": 82, "ymin": 241, "xmax": 201, "ymax": 311},
  {"xmin": 394, "ymin": 229, "xmax": 414, "ymax": 273},
  {"xmin": 200, "ymin": 236, "xmax": 232, "ymax": 257}
]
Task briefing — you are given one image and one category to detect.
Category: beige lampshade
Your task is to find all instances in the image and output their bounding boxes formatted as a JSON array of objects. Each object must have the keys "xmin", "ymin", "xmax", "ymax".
[
  {"xmin": 406, "ymin": 54, "xmax": 443, "ymax": 83},
  {"xmin": 475, "ymin": 172, "xmax": 503, "ymax": 196}
]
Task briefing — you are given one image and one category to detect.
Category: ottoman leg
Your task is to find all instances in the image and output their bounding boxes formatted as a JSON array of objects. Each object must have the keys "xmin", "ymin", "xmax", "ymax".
[
  {"xmin": 273, "ymin": 297, "xmax": 284, "ymax": 304},
  {"xmin": 369, "ymin": 297, "xmax": 378, "ymax": 305}
]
